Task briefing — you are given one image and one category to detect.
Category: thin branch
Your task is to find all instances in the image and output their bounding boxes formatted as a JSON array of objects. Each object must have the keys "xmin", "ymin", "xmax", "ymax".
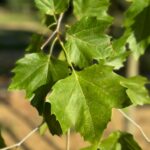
[
  {"xmin": 66, "ymin": 129, "xmax": 70, "ymax": 150},
  {"xmin": 41, "ymin": 30, "xmax": 57, "ymax": 50},
  {"xmin": 49, "ymin": 37, "xmax": 58, "ymax": 56},
  {"xmin": 118, "ymin": 109, "xmax": 150, "ymax": 142},
  {"xmin": 55, "ymin": 13, "xmax": 64, "ymax": 32},
  {"xmin": 41, "ymin": 13, "xmax": 64, "ymax": 50},
  {"xmin": 0, "ymin": 127, "xmax": 39, "ymax": 150}
]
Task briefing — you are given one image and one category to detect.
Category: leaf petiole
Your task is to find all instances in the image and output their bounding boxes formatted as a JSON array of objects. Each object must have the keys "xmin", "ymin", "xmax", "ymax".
[{"xmin": 41, "ymin": 13, "xmax": 64, "ymax": 50}]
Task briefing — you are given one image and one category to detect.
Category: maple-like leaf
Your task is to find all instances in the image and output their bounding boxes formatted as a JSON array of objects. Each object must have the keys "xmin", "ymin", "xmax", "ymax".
[
  {"xmin": 66, "ymin": 17, "xmax": 112, "ymax": 68},
  {"xmin": 48, "ymin": 64, "xmax": 130, "ymax": 143},
  {"xmin": 9, "ymin": 53, "xmax": 69, "ymax": 98}
]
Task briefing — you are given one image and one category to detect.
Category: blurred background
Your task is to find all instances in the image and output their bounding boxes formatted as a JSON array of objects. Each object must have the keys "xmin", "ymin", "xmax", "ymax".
[{"xmin": 0, "ymin": 0, "xmax": 150, "ymax": 149}]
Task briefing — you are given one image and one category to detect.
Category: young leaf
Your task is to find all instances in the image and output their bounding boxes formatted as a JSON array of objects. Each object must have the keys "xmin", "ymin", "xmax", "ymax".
[
  {"xmin": 66, "ymin": 17, "xmax": 113, "ymax": 68},
  {"xmin": 73, "ymin": 0, "xmax": 112, "ymax": 21},
  {"xmin": 100, "ymin": 131, "xmax": 142, "ymax": 150},
  {"xmin": 35, "ymin": 0, "xmax": 69, "ymax": 15},
  {"xmin": 48, "ymin": 64, "xmax": 130, "ymax": 143},
  {"xmin": 9, "ymin": 53, "xmax": 69, "ymax": 98},
  {"xmin": 120, "ymin": 76, "xmax": 150, "ymax": 105}
]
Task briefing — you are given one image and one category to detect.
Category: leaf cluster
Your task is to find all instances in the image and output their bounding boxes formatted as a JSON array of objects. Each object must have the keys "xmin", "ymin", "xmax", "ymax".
[{"xmin": 2, "ymin": 0, "xmax": 150, "ymax": 149}]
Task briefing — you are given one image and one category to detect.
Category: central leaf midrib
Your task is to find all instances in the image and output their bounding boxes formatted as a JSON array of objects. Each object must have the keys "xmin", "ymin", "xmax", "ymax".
[
  {"xmin": 69, "ymin": 26, "xmax": 102, "ymax": 37},
  {"xmin": 73, "ymin": 72, "xmax": 96, "ymax": 137}
]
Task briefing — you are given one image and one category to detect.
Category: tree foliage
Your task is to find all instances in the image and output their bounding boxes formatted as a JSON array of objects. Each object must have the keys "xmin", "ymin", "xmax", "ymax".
[{"xmin": 1, "ymin": 0, "xmax": 150, "ymax": 149}]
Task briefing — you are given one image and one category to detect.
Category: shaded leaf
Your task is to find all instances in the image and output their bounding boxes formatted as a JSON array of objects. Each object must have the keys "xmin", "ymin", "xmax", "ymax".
[
  {"xmin": 100, "ymin": 131, "xmax": 142, "ymax": 150},
  {"xmin": 124, "ymin": 1, "xmax": 150, "ymax": 58},
  {"xmin": 48, "ymin": 64, "xmax": 130, "ymax": 143},
  {"xmin": 31, "ymin": 84, "xmax": 51, "ymax": 115},
  {"xmin": 35, "ymin": 0, "xmax": 69, "ymax": 15},
  {"xmin": 43, "ymin": 102, "xmax": 62, "ymax": 135},
  {"xmin": 66, "ymin": 17, "xmax": 112, "ymax": 68},
  {"xmin": 26, "ymin": 34, "xmax": 44, "ymax": 53},
  {"xmin": 81, "ymin": 144, "xmax": 99, "ymax": 150},
  {"xmin": 125, "ymin": 0, "xmax": 149, "ymax": 27},
  {"xmin": 9, "ymin": 53, "xmax": 69, "ymax": 98},
  {"xmin": 120, "ymin": 76, "xmax": 150, "ymax": 105}
]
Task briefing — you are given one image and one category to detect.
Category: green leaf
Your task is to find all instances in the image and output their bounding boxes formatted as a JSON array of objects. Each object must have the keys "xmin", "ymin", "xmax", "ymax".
[
  {"xmin": 31, "ymin": 84, "xmax": 51, "ymax": 115},
  {"xmin": 48, "ymin": 64, "xmax": 130, "ymax": 143},
  {"xmin": 0, "ymin": 129, "xmax": 6, "ymax": 148},
  {"xmin": 9, "ymin": 53, "xmax": 69, "ymax": 98},
  {"xmin": 66, "ymin": 17, "xmax": 113, "ymax": 68},
  {"xmin": 125, "ymin": 0, "xmax": 149, "ymax": 26},
  {"xmin": 105, "ymin": 37, "xmax": 130, "ymax": 70},
  {"xmin": 124, "ymin": 1, "xmax": 150, "ymax": 58},
  {"xmin": 43, "ymin": 102, "xmax": 62, "ymax": 135},
  {"xmin": 73, "ymin": 0, "xmax": 112, "ymax": 21},
  {"xmin": 100, "ymin": 131, "xmax": 142, "ymax": 150},
  {"xmin": 120, "ymin": 76, "xmax": 150, "ymax": 105},
  {"xmin": 26, "ymin": 34, "xmax": 44, "ymax": 53},
  {"xmin": 35, "ymin": 0, "xmax": 69, "ymax": 15}
]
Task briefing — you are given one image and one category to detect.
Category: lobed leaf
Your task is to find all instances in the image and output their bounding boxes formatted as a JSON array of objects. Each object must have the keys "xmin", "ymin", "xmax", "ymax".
[
  {"xmin": 9, "ymin": 53, "xmax": 69, "ymax": 98},
  {"xmin": 120, "ymin": 76, "xmax": 150, "ymax": 105},
  {"xmin": 66, "ymin": 17, "xmax": 113, "ymax": 68},
  {"xmin": 48, "ymin": 64, "xmax": 130, "ymax": 143}
]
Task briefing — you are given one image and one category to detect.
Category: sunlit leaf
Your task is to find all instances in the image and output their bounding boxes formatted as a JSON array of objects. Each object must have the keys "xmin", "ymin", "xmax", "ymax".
[
  {"xmin": 48, "ymin": 64, "xmax": 130, "ymax": 143},
  {"xmin": 120, "ymin": 76, "xmax": 150, "ymax": 105},
  {"xmin": 66, "ymin": 17, "xmax": 112, "ymax": 68},
  {"xmin": 9, "ymin": 53, "xmax": 69, "ymax": 98}
]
